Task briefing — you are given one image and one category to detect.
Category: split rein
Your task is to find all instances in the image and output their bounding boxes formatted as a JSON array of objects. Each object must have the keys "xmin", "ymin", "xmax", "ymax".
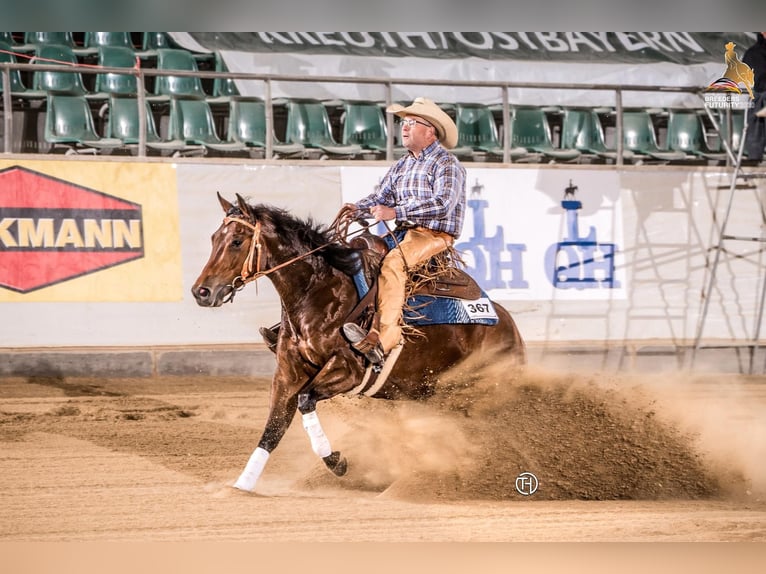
[{"xmin": 220, "ymin": 207, "xmax": 379, "ymax": 304}]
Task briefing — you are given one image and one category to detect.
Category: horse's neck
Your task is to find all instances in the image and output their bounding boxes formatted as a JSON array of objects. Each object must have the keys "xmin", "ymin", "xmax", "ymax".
[{"xmin": 269, "ymin": 263, "xmax": 356, "ymax": 316}]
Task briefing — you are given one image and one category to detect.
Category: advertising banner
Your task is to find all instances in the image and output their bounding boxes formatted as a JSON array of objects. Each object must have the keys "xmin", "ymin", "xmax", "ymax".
[
  {"xmin": 341, "ymin": 166, "xmax": 626, "ymax": 303},
  {"xmin": 0, "ymin": 160, "xmax": 181, "ymax": 302}
]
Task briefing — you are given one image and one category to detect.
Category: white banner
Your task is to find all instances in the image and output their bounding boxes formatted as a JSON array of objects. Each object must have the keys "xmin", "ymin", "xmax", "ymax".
[{"xmin": 340, "ymin": 166, "xmax": 626, "ymax": 302}]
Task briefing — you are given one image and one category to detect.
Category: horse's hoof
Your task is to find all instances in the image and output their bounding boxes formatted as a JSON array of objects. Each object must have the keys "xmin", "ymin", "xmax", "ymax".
[{"xmin": 323, "ymin": 451, "xmax": 348, "ymax": 477}]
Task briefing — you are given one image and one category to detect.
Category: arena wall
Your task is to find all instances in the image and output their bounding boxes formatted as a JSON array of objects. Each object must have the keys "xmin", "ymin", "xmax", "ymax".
[{"xmin": 1, "ymin": 157, "xmax": 765, "ymax": 375}]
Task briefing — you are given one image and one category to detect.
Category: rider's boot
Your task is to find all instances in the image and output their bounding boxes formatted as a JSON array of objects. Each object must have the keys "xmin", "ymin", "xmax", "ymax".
[
  {"xmin": 259, "ymin": 323, "xmax": 280, "ymax": 353},
  {"xmin": 342, "ymin": 323, "xmax": 385, "ymax": 366}
]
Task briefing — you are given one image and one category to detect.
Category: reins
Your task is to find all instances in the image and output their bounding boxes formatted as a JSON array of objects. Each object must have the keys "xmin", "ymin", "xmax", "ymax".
[
  {"xmin": 221, "ymin": 207, "xmax": 370, "ymax": 302},
  {"xmin": 221, "ymin": 205, "xmax": 407, "ymax": 303}
]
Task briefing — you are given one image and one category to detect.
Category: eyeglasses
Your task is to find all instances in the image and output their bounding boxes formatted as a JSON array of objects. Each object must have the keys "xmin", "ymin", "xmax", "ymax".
[{"xmin": 399, "ymin": 118, "xmax": 432, "ymax": 129}]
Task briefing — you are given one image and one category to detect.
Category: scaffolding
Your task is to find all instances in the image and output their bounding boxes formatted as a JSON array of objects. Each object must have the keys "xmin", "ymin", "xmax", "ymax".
[{"xmin": 692, "ymin": 104, "xmax": 766, "ymax": 373}]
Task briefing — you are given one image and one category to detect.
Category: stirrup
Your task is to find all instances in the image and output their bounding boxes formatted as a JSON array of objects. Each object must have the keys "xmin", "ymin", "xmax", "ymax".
[
  {"xmin": 259, "ymin": 325, "xmax": 279, "ymax": 353},
  {"xmin": 342, "ymin": 323, "xmax": 385, "ymax": 365}
]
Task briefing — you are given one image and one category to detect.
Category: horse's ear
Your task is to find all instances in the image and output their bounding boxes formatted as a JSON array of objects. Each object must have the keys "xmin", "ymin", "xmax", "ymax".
[
  {"xmin": 235, "ymin": 193, "xmax": 254, "ymax": 220},
  {"xmin": 217, "ymin": 192, "xmax": 234, "ymax": 214}
]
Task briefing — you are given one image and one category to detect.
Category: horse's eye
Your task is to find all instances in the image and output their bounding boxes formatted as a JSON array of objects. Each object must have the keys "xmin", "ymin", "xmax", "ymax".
[{"xmin": 231, "ymin": 238, "xmax": 243, "ymax": 248}]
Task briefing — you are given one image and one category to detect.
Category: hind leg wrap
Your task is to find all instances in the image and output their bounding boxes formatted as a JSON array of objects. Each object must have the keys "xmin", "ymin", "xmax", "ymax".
[{"xmin": 302, "ymin": 411, "xmax": 332, "ymax": 458}]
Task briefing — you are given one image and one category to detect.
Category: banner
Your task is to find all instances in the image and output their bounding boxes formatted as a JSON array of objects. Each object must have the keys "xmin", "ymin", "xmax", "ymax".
[
  {"xmin": 341, "ymin": 166, "xmax": 625, "ymax": 302},
  {"xmin": 172, "ymin": 32, "xmax": 759, "ymax": 107},
  {"xmin": 0, "ymin": 160, "xmax": 182, "ymax": 302}
]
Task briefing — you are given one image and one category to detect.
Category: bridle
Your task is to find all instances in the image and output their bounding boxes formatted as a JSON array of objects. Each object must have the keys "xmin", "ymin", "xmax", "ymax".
[{"xmin": 220, "ymin": 213, "xmax": 345, "ymax": 303}]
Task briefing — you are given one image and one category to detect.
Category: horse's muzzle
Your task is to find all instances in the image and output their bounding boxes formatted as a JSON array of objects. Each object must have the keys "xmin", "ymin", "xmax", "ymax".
[{"xmin": 191, "ymin": 283, "xmax": 231, "ymax": 307}]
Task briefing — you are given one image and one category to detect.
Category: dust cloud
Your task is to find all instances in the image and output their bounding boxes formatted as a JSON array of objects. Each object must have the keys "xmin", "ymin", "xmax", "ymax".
[{"xmin": 303, "ymin": 354, "xmax": 764, "ymax": 502}]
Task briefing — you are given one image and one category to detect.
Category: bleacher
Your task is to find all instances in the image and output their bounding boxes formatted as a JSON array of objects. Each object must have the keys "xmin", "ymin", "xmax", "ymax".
[{"xmin": 0, "ymin": 31, "xmax": 759, "ymax": 165}]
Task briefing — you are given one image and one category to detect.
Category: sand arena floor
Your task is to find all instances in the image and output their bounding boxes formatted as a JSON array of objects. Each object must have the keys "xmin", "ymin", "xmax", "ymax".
[{"xmin": 1, "ymin": 360, "xmax": 766, "ymax": 545}]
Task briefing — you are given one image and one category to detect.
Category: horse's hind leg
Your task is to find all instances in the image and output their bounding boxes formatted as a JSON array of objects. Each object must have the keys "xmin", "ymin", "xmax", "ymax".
[{"xmin": 298, "ymin": 392, "xmax": 347, "ymax": 477}]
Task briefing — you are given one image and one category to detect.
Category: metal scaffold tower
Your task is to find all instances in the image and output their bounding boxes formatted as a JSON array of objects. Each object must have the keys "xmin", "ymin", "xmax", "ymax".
[{"xmin": 692, "ymin": 105, "xmax": 766, "ymax": 374}]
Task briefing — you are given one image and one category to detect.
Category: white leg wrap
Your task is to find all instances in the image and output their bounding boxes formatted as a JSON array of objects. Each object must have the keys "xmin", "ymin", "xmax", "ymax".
[
  {"xmin": 302, "ymin": 411, "xmax": 332, "ymax": 458},
  {"xmin": 233, "ymin": 447, "xmax": 270, "ymax": 491}
]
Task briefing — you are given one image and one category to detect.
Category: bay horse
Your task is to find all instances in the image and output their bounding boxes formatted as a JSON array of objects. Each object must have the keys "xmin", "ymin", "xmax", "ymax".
[{"xmin": 192, "ymin": 193, "xmax": 526, "ymax": 492}]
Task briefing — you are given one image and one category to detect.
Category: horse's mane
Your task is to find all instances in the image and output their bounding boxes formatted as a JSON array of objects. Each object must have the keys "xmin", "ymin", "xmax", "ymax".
[{"xmin": 232, "ymin": 202, "xmax": 362, "ymax": 276}]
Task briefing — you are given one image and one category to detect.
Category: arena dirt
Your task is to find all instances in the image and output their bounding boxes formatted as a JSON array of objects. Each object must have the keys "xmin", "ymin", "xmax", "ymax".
[{"xmin": 1, "ymin": 357, "xmax": 765, "ymax": 542}]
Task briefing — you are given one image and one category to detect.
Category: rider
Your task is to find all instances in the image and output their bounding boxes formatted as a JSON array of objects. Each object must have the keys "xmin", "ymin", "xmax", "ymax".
[{"xmin": 342, "ymin": 97, "xmax": 467, "ymax": 365}]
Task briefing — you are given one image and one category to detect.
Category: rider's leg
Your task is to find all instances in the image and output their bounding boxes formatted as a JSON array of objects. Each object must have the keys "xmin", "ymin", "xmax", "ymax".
[{"xmin": 376, "ymin": 227, "xmax": 453, "ymax": 353}]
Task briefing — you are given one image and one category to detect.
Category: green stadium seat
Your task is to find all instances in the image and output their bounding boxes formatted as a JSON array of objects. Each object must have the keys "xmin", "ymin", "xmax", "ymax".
[
  {"xmin": 31, "ymin": 44, "xmax": 88, "ymax": 96},
  {"xmin": 510, "ymin": 107, "xmax": 581, "ymax": 162},
  {"xmin": 43, "ymin": 94, "xmax": 121, "ymax": 154},
  {"xmin": 0, "ymin": 40, "xmax": 35, "ymax": 98},
  {"xmin": 561, "ymin": 108, "xmax": 610, "ymax": 156},
  {"xmin": 149, "ymin": 49, "xmax": 207, "ymax": 101},
  {"xmin": 89, "ymin": 46, "xmax": 140, "ymax": 99},
  {"xmin": 205, "ymin": 99, "xmax": 304, "ymax": 157},
  {"xmin": 140, "ymin": 32, "xmax": 178, "ymax": 55},
  {"xmin": 84, "ymin": 32, "xmax": 134, "ymax": 50},
  {"xmin": 208, "ymin": 54, "xmax": 240, "ymax": 103},
  {"xmin": 618, "ymin": 110, "xmax": 686, "ymax": 163},
  {"xmin": 455, "ymin": 102, "xmax": 529, "ymax": 161},
  {"xmin": 284, "ymin": 98, "xmax": 362, "ymax": 158},
  {"xmin": 23, "ymin": 32, "xmax": 75, "ymax": 51},
  {"xmin": 341, "ymin": 101, "xmax": 388, "ymax": 154},
  {"xmin": 663, "ymin": 110, "xmax": 726, "ymax": 162},
  {"xmin": 102, "ymin": 95, "xmax": 161, "ymax": 147},
  {"xmin": 147, "ymin": 96, "xmax": 240, "ymax": 156}
]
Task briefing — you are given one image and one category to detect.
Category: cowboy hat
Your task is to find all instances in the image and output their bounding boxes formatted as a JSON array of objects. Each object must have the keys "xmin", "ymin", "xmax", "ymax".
[{"xmin": 386, "ymin": 97, "xmax": 458, "ymax": 149}]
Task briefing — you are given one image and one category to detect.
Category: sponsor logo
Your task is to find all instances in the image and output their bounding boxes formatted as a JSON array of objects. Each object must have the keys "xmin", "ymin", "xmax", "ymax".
[
  {"xmin": 703, "ymin": 41, "xmax": 754, "ymax": 110},
  {"xmin": 0, "ymin": 166, "xmax": 144, "ymax": 293}
]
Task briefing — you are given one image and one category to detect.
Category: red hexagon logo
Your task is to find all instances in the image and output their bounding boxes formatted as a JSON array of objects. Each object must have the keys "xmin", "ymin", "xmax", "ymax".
[{"xmin": 0, "ymin": 165, "xmax": 144, "ymax": 293}]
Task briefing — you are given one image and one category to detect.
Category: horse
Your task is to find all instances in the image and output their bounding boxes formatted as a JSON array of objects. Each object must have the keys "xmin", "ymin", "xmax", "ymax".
[{"xmin": 191, "ymin": 193, "xmax": 526, "ymax": 492}]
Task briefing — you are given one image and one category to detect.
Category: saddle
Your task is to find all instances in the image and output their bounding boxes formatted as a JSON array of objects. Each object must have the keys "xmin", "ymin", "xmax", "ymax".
[{"xmin": 349, "ymin": 229, "xmax": 482, "ymax": 301}]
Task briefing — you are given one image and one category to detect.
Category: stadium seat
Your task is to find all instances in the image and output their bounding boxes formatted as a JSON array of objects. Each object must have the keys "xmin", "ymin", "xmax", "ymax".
[
  {"xmin": 31, "ymin": 44, "xmax": 88, "ymax": 96},
  {"xmin": 340, "ymin": 101, "xmax": 388, "ymax": 155},
  {"xmin": 139, "ymin": 32, "xmax": 179, "ymax": 56},
  {"xmin": 89, "ymin": 46, "xmax": 140, "ymax": 99},
  {"xmin": 43, "ymin": 94, "xmax": 121, "ymax": 154},
  {"xmin": 510, "ymin": 107, "xmax": 581, "ymax": 162},
  {"xmin": 705, "ymin": 109, "xmax": 745, "ymax": 157},
  {"xmin": 147, "ymin": 96, "xmax": 240, "ymax": 156},
  {"xmin": 149, "ymin": 49, "xmax": 207, "ymax": 101},
  {"xmin": 101, "ymin": 95, "xmax": 162, "ymax": 149},
  {"xmin": 663, "ymin": 110, "xmax": 726, "ymax": 163},
  {"xmin": 0, "ymin": 40, "xmax": 35, "ymax": 98},
  {"xmin": 208, "ymin": 54, "xmax": 240, "ymax": 103},
  {"xmin": 561, "ymin": 108, "xmax": 612, "ymax": 159},
  {"xmin": 617, "ymin": 110, "xmax": 686, "ymax": 163},
  {"xmin": 455, "ymin": 102, "xmax": 528, "ymax": 161},
  {"xmin": 84, "ymin": 32, "xmax": 134, "ymax": 51},
  {"xmin": 22, "ymin": 32, "xmax": 75, "ymax": 51},
  {"xmin": 284, "ymin": 98, "xmax": 362, "ymax": 158},
  {"xmin": 205, "ymin": 99, "xmax": 304, "ymax": 157}
]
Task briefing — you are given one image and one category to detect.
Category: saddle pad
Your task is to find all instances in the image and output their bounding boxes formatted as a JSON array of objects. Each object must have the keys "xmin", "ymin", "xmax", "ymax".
[{"xmin": 403, "ymin": 292, "xmax": 499, "ymax": 326}]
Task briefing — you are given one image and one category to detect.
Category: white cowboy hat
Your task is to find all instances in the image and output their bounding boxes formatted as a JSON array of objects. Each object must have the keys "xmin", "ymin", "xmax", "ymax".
[{"xmin": 386, "ymin": 97, "xmax": 458, "ymax": 149}]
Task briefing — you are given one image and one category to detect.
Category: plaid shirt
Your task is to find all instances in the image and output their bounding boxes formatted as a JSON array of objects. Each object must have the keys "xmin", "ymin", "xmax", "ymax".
[{"xmin": 356, "ymin": 141, "xmax": 466, "ymax": 238}]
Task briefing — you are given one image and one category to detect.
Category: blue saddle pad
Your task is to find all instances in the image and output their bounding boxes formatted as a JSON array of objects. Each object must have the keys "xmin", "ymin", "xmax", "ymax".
[
  {"xmin": 352, "ymin": 269, "xmax": 498, "ymax": 326},
  {"xmin": 403, "ymin": 292, "xmax": 499, "ymax": 326}
]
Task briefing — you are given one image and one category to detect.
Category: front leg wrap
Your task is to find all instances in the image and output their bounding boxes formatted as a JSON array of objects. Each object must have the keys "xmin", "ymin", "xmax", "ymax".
[{"xmin": 233, "ymin": 447, "xmax": 270, "ymax": 491}]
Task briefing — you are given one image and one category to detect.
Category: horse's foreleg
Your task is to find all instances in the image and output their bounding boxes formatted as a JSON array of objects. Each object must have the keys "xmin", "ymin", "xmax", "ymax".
[
  {"xmin": 234, "ymin": 393, "xmax": 299, "ymax": 492},
  {"xmin": 298, "ymin": 392, "xmax": 348, "ymax": 477}
]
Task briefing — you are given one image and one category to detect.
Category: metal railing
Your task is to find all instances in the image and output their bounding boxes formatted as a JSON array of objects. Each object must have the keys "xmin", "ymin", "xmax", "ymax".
[{"xmin": 0, "ymin": 60, "xmax": 715, "ymax": 164}]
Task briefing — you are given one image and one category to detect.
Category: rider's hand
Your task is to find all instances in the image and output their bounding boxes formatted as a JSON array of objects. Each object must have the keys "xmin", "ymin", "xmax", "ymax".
[{"xmin": 370, "ymin": 204, "xmax": 396, "ymax": 222}]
